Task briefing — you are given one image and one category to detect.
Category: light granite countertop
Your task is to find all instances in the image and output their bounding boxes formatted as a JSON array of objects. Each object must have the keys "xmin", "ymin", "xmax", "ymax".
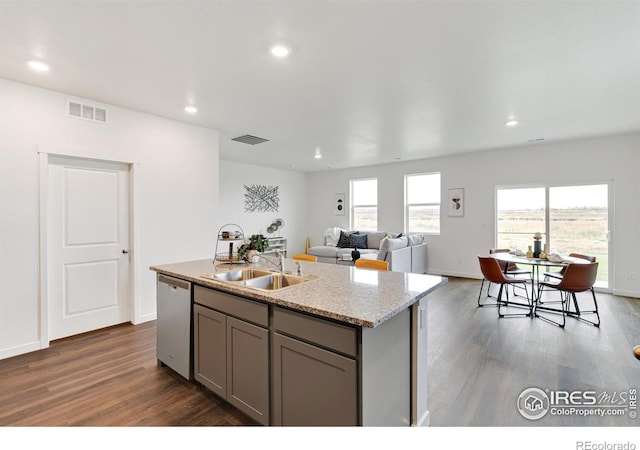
[{"xmin": 150, "ymin": 258, "xmax": 447, "ymax": 328}]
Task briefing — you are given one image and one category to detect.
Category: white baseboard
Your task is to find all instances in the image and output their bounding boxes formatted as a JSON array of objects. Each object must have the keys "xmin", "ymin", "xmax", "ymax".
[
  {"xmin": 612, "ymin": 289, "xmax": 640, "ymax": 299},
  {"xmin": 134, "ymin": 312, "xmax": 157, "ymax": 325},
  {"xmin": 0, "ymin": 340, "xmax": 42, "ymax": 361},
  {"xmin": 413, "ymin": 409, "xmax": 430, "ymax": 427},
  {"xmin": 427, "ymin": 268, "xmax": 482, "ymax": 280}
]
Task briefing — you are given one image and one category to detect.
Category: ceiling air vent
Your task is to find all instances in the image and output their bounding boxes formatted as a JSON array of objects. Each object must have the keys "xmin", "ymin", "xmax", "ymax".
[
  {"xmin": 67, "ymin": 99, "xmax": 107, "ymax": 123},
  {"xmin": 231, "ymin": 134, "xmax": 269, "ymax": 145}
]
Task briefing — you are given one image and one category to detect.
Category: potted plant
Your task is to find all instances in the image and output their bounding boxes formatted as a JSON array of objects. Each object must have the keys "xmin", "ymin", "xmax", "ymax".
[{"xmin": 238, "ymin": 234, "xmax": 270, "ymax": 262}]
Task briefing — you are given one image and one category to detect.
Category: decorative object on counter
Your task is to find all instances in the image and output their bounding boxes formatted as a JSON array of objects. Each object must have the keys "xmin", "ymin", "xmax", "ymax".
[
  {"xmin": 351, "ymin": 246, "xmax": 361, "ymax": 262},
  {"xmin": 214, "ymin": 223, "xmax": 245, "ymax": 264},
  {"xmin": 244, "ymin": 184, "xmax": 279, "ymax": 213},
  {"xmin": 527, "ymin": 246, "xmax": 533, "ymax": 258},
  {"xmin": 238, "ymin": 234, "xmax": 270, "ymax": 262},
  {"xmin": 266, "ymin": 218, "xmax": 285, "ymax": 234},
  {"xmin": 633, "ymin": 345, "xmax": 640, "ymax": 361},
  {"xmin": 533, "ymin": 232, "xmax": 542, "ymax": 258},
  {"xmin": 448, "ymin": 188, "xmax": 464, "ymax": 217}
]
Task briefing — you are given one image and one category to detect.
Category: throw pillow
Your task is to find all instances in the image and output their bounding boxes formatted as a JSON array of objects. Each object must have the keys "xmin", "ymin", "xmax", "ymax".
[
  {"xmin": 324, "ymin": 227, "xmax": 345, "ymax": 247},
  {"xmin": 365, "ymin": 231, "xmax": 388, "ymax": 250},
  {"xmin": 407, "ymin": 234, "xmax": 425, "ymax": 246},
  {"xmin": 376, "ymin": 236, "xmax": 409, "ymax": 261},
  {"xmin": 336, "ymin": 231, "xmax": 367, "ymax": 249}
]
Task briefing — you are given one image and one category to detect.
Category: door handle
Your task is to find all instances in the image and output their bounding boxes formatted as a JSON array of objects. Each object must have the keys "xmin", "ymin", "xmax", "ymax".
[{"xmin": 122, "ymin": 249, "xmax": 129, "ymax": 254}]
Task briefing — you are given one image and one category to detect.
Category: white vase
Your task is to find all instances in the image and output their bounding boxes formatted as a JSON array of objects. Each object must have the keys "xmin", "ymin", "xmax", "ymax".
[{"xmin": 246, "ymin": 249, "xmax": 257, "ymax": 263}]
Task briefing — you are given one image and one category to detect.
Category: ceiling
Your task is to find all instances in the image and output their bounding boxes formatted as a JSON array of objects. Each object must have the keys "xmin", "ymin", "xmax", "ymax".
[{"xmin": 1, "ymin": 1, "xmax": 639, "ymax": 172}]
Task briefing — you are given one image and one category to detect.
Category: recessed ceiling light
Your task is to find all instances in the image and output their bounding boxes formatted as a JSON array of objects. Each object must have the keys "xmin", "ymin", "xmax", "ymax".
[
  {"xmin": 505, "ymin": 118, "xmax": 519, "ymax": 127},
  {"xmin": 184, "ymin": 105, "xmax": 198, "ymax": 114},
  {"xmin": 314, "ymin": 153, "xmax": 322, "ymax": 159},
  {"xmin": 270, "ymin": 45, "xmax": 291, "ymax": 58},
  {"xmin": 27, "ymin": 60, "xmax": 50, "ymax": 72}
]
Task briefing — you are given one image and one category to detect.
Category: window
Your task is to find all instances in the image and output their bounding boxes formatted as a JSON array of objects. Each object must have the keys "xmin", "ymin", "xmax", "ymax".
[
  {"xmin": 497, "ymin": 184, "xmax": 609, "ymax": 287},
  {"xmin": 350, "ymin": 178, "xmax": 377, "ymax": 231},
  {"xmin": 405, "ymin": 173, "xmax": 441, "ymax": 234},
  {"xmin": 496, "ymin": 187, "xmax": 546, "ymax": 251}
]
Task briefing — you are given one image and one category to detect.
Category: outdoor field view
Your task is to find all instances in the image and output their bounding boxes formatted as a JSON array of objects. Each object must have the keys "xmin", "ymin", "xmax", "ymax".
[{"xmin": 497, "ymin": 185, "xmax": 609, "ymax": 284}]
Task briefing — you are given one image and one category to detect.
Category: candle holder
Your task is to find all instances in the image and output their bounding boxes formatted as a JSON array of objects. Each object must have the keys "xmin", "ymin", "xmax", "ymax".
[{"xmin": 533, "ymin": 232, "xmax": 542, "ymax": 258}]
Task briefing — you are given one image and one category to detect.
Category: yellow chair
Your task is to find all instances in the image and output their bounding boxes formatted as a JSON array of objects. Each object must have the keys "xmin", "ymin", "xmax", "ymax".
[
  {"xmin": 354, "ymin": 259, "xmax": 389, "ymax": 271},
  {"xmin": 292, "ymin": 254, "xmax": 317, "ymax": 262}
]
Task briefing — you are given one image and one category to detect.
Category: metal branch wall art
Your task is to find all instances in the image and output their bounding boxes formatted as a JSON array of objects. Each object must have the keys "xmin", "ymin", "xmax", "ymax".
[{"xmin": 244, "ymin": 184, "xmax": 279, "ymax": 213}]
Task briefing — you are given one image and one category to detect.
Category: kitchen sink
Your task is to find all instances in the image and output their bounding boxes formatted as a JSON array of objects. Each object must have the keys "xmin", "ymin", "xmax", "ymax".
[
  {"xmin": 203, "ymin": 268, "xmax": 272, "ymax": 282},
  {"xmin": 202, "ymin": 269, "xmax": 316, "ymax": 291},
  {"xmin": 242, "ymin": 273, "xmax": 311, "ymax": 291}
]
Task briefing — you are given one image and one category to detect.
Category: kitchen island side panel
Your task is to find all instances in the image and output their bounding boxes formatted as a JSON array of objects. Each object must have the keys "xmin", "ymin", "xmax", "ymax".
[{"xmin": 361, "ymin": 307, "xmax": 411, "ymax": 426}]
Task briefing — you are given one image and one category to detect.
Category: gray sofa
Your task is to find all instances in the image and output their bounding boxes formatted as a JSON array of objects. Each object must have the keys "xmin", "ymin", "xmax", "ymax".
[{"xmin": 308, "ymin": 228, "xmax": 428, "ymax": 274}]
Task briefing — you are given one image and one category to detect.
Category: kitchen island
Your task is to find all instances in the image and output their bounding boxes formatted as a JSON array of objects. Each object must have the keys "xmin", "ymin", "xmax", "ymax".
[{"xmin": 150, "ymin": 258, "xmax": 446, "ymax": 426}]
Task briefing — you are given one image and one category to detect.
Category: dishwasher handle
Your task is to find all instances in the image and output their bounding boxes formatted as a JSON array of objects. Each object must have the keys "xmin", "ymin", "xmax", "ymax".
[{"xmin": 158, "ymin": 274, "xmax": 191, "ymax": 291}]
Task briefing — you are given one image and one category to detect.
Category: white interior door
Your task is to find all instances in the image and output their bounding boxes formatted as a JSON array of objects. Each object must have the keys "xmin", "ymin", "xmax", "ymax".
[{"xmin": 48, "ymin": 156, "xmax": 131, "ymax": 340}]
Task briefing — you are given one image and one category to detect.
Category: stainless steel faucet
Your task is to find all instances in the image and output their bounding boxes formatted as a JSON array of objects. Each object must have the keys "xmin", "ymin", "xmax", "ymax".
[
  {"xmin": 296, "ymin": 261, "xmax": 302, "ymax": 276},
  {"xmin": 253, "ymin": 249, "xmax": 285, "ymax": 272},
  {"xmin": 275, "ymin": 249, "xmax": 285, "ymax": 272}
]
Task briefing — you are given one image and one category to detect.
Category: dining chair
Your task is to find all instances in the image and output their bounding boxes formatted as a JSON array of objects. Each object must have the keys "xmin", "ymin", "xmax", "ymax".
[
  {"xmin": 543, "ymin": 253, "xmax": 596, "ymax": 281},
  {"xmin": 477, "ymin": 256, "xmax": 531, "ymax": 318},
  {"xmin": 354, "ymin": 259, "xmax": 389, "ymax": 271},
  {"xmin": 535, "ymin": 262, "xmax": 599, "ymax": 328},
  {"xmin": 541, "ymin": 253, "xmax": 596, "ymax": 308},
  {"xmin": 478, "ymin": 249, "xmax": 532, "ymax": 306},
  {"xmin": 292, "ymin": 254, "xmax": 317, "ymax": 262}
]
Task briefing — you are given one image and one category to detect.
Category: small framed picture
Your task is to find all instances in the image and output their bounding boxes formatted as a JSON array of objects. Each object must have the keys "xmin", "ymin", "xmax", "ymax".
[
  {"xmin": 335, "ymin": 193, "xmax": 345, "ymax": 215},
  {"xmin": 448, "ymin": 188, "xmax": 464, "ymax": 217}
]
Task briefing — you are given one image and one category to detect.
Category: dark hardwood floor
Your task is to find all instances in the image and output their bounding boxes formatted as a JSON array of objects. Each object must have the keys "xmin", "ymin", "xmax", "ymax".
[
  {"xmin": 0, "ymin": 277, "xmax": 638, "ymax": 427},
  {"xmin": 428, "ymin": 277, "xmax": 640, "ymax": 426},
  {"xmin": 0, "ymin": 322, "xmax": 255, "ymax": 426}
]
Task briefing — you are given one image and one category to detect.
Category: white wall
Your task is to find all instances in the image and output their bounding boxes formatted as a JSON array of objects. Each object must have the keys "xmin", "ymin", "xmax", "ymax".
[
  {"xmin": 218, "ymin": 160, "xmax": 307, "ymax": 256},
  {"xmin": 307, "ymin": 132, "xmax": 640, "ymax": 297},
  {"xmin": 0, "ymin": 78, "xmax": 219, "ymax": 359}
]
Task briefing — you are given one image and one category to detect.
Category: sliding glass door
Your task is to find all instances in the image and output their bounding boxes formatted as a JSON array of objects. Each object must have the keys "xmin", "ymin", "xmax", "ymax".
[
  {"xmin": 548, "ymin": 185, "xmax": 609, "ymax": 287},
  {"xmin": 497, "ymin": 183, "xmax": 610, "ymax": 288}
]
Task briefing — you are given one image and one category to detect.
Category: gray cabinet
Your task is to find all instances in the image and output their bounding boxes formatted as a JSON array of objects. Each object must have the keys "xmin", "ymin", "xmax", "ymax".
[
  {"xmin": 272, "ymin": 306, "xmax": 358, "ymax": 426},
  {"xmin": 193, "ymin": 304, "xmax": 226, "ymax": 396},
  {"xmin": 226, "ymin": 316, "xmax": 269, "ymax": 424},
  {"xmin": 189, "ymin": 284, "xmax": 414, "ymax": 426},
  {"xmin": 272, "ymin": 333, "xmax": 358, "ymax": 426},
  {"xmin": 193, "ymin": 287, "xmax": 269, "ymax": 425}
]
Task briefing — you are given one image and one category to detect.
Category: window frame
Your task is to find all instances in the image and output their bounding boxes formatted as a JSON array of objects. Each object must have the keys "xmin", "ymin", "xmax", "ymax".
[
  {"xmin": 349, "ymin": 177, "xmax": 378, "ymax": 231},
  {"xmin": 495, "ymin": 181, "xmax": 612, "ymax": 291},
  {"xmin": 404, "ymin": 172, "xmax": 441, "ymax": 235}
]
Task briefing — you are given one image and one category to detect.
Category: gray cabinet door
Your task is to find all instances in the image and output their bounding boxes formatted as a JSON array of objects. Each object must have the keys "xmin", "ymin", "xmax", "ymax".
[
  {"xmin": 193, "ymin": 304, "xmax": 226, "ymax": 397},
  {"xmin": 226, "ymin": 316, "xmax": 270, "ymax": 425},
  {"xmin": 272, "ymin": 333, "xmax": 358, "ymax": 426}
]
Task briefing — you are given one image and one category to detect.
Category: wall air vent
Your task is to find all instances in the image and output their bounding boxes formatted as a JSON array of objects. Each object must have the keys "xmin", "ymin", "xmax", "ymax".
[
  {"xmin": 231, "ymin": 134, "xmax": 269, "ymax": 145},
  {"xmin": 66, "ymin": 99, "xmax": 107, "ymax": 123}
]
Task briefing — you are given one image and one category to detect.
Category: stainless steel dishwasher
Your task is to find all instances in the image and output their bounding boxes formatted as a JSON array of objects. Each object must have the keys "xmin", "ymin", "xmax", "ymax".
[{"xmin": 157, "ymin": 274, "xmax": 192, "ymax": 380}]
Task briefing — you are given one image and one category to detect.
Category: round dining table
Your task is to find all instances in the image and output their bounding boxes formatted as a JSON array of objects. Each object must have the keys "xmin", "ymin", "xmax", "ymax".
[{"xmin": 490, "ymin": 252, "xmax": 593, "ymax": 317}]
